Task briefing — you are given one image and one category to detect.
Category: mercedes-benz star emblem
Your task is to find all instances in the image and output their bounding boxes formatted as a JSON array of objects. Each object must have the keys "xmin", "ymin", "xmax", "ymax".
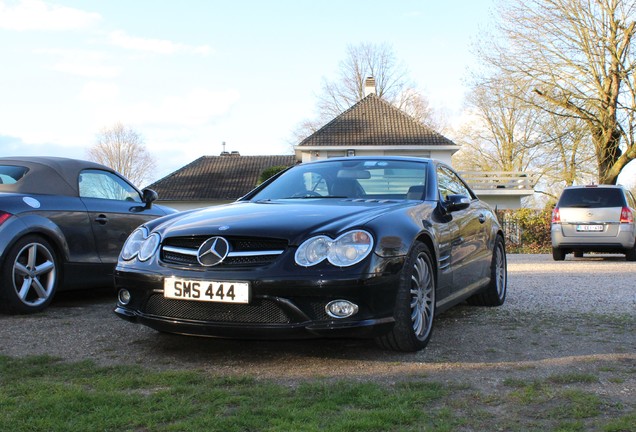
[{"xmin": 197, "ymin": 237, "xmax": 230, "ymax": 266}]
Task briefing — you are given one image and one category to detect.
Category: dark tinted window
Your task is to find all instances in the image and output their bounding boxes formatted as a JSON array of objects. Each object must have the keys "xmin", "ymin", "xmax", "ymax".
[
  {"xmin": 0, "ymin": 165, "xmax": 28, "ymax": 184},
  {"xmin": 558, "ymin": 188, "xmax": 626, "ymax": 208}
]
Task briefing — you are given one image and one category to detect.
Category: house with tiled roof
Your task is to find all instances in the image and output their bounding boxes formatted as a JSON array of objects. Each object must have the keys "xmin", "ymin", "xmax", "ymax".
[
  {"xmin": 295, "ymin": 88, "xmax": 459, "ymax": 163},
  {"xmin": 148, "ymin": 153, "xmax": 296, "ymax": 210}
]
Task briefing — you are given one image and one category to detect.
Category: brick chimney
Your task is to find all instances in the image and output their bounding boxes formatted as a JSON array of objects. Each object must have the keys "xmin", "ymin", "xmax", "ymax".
[{"xmin": 364, "ymin": 76, "xmax": 376, "ymax": 97}]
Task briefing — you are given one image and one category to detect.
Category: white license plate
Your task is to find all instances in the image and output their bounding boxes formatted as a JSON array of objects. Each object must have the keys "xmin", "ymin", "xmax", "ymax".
[
  {"xmin": 163, "ymin": 277, "xmax": 250, "ymax": 303},
  {"xmin": 576, "ymin": 224, "xmax": 603, "ymax": 232}
]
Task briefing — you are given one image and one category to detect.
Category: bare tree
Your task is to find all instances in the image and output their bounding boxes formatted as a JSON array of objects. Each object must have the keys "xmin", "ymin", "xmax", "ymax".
[
  {"xmin": 293, "ymin": 42, "xmax": 441, "ymax": 142},
  {"xmin": 396, "ymin": 87, "xmax": 446, "ymax": 132},
  {"xmin": 478, "ymin": 0, "xmax": 636, "ymax": 184},
  {"xmin": 538, "ymin": 115, "xmax": 597, "ymax": 187},
  {"xmin": 287, "ymin": 118, "xmax": 324, "ymax": 149},
  {"xmin": 453, "ymin": 75, "xmax": 546, "ymax": 172},
  {"xmin": 317, "ymin": 42, "xmax": 410, "ymax": 117},
  {"xmin": 454, "ymin": 73, "xmax": 597, "ymax": 192},
  {"xmin": 87, "ymin": 122, "xmax": 156, "ymax": 186}
]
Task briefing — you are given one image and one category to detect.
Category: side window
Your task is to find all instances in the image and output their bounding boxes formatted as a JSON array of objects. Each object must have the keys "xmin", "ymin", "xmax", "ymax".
[
  {"xmin": 0, "ymin": 165, "xmax": 28, "ymax": 184},
  {"xmin": 437, "ymin": 166, "xmax": 472, "ymax": 201},
  {"xmin": 79, "ymin": 169, "xmax": 142, "ymax": 202}
]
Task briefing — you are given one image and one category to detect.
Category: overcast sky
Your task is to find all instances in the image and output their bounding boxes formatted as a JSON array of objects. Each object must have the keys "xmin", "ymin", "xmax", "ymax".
[{"xmin": 1, "ymin": 0, "xmax": 634, "ymax": 187}]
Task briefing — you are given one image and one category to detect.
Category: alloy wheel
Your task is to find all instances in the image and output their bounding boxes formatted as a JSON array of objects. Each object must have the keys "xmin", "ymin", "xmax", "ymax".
[
  {"xmin": 12, "ymin": 242, "xmax": 57, "ymax": 307},
  {"xmin": 494, "ymin": 242, "xmax": 507, "ymax": 299},
  {"xmin": 410, "ymin": 253, "xmax": 435, "ymax": 340}
]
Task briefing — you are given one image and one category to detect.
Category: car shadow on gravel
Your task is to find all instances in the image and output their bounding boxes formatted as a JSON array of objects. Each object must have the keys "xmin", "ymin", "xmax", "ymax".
[{"xmin": 107, "ymin": 304, "xmax": 633, "ymax": 373}]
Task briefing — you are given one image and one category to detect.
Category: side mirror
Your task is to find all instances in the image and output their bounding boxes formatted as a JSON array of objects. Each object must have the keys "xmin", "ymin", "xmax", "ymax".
[
  {"xmin": 445, "ymin": 194, "xmax": 470, "ymax": 212},
  {"xmin": 142, "ymin": 188, "xmax": 158, "ymax": 209}
]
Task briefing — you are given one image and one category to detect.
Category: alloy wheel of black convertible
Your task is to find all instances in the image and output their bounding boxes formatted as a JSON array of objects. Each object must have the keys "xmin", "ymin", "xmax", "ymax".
[
  {"xmin": 376, "ymin": 241, "xmax": 436, "ymax": 352},
  {"xmin": 0, "ymin": 235, "xmax": 59, "ymax": 314},
  {"xmin": 468, "ymin": 235, "xmax": 507, "ymax": 307}
]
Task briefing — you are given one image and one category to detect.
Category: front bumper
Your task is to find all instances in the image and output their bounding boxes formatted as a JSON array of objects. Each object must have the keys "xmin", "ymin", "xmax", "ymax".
[{"xmin": 113, "ymin": 261, "xmax": 403, "ymax": 340}]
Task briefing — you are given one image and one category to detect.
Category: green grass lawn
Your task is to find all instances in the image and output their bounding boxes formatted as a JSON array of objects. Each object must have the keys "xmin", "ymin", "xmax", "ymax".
[{"xmin": 0, "ymin": 356, "xmax": 633, "ymax": 432}]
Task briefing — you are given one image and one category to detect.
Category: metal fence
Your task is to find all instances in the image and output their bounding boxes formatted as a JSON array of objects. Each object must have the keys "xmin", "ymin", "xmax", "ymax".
[{"xmin": 500, "ymin": 220, "xmax": 521, "ymax": 247}]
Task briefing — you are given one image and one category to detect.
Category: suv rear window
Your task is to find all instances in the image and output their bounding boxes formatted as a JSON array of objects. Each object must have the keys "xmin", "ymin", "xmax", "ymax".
[
  {"xmin": 558, "ymin": 188, "xmax": 626, "ymax": 208},
  {"xmin": 0, "ymin": 165, "xmax": 29, "ymax": 184}
]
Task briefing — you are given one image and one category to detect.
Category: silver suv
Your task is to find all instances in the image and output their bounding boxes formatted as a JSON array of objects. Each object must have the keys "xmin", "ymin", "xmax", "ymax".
[{"xmin": 551, "ymin": 185, "xmax": 636, "ymax": 261}]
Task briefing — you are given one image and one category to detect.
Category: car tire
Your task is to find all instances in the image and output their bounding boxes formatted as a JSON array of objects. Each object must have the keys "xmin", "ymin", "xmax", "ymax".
[
  {"xmin": 552, "ymin": 247, "xmax": 565, "ymax": 261},
  {"xmin": 626, "ymin": 244, "xmax": 636, "ymax": 261},
  {"xmin": 0, "ymin": 235, "xmax": 60, "ymax": 314},
  {"xmin": 467, "ymin": 235, "xmax": 507, "ymax": 307},
  {"xmin": 375, "ymin": 241, "xmax": 435, "ymax": 352}
]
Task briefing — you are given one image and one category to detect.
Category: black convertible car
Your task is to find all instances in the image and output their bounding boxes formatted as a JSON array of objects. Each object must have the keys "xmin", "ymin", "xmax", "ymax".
[
  {"xmin": 114, "ymin": 156, "xmax": 507, "ymax": 352},
  {"xmin": 0, "ymin": 156, "xmax": 175, "ymax": 314}
]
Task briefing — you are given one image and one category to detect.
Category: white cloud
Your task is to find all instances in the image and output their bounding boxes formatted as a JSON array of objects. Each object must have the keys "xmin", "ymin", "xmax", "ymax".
[
  {"xmin": 78, "ymin": 81, "xmax": 120, "ymax": 103},
  {"xmin": 51, "ymin": 60, "xmax": 121, "ymax": 79},
  {"xmin": 108, "ymin": 30, "xmax": 212, "ymax": 55},
  {"xmin": 0, "ymin": 0, "xmax": 100, "ymax": 31},
  {"xmin": 39, "ymin": 48, "xmax": 121, "ymax": 78},
  {"xmin": 121, "ymin": 88, "xmax": 241, "ymax": 127},
  {"xmin": 0, "ymin": 134, "xmax": 85, "ymax": 158}
]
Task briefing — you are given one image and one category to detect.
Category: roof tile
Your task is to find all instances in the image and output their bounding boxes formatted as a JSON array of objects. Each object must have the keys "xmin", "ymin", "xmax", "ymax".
[
  {"xmin": 148, "ymin": 155, "xmax": 295, "ymax": 201},
  {"xmin": 298, "ymin": 93, "xmax": 456, "ymax": 147}
]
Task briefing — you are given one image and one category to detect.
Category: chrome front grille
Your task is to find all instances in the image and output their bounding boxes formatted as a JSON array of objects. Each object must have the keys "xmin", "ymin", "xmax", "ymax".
[{"xmin": 160, "ymin": 236, "xmax": 287, "ymax": 268}]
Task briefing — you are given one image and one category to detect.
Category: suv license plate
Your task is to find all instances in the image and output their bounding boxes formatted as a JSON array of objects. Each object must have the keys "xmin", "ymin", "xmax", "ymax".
[
  {"xmin": 576, "ymin": 224, "xmax": 603, "ymax": 232},
  {"xmin": 164, "ymin": 277, "xmax": 249, "ymax": 303}
]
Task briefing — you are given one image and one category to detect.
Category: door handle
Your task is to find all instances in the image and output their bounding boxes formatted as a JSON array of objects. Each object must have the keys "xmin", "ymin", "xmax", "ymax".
[
  {"xmin": 95, "ymin": 214, "xmax": 108, "ymax": 225},
  {"xmin": 451, "ymin": 237, "xmax": 464, "ymax": 246}
]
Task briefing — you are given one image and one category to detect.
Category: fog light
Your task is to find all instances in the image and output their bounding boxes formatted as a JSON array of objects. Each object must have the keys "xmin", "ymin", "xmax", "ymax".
[
  {"xmin": 326, "ymin": 300, "xmax": 358, "ymax": 318},
  {"xmin": 118, "ymin": 289, "xmax": 131, "ymax": 305}
]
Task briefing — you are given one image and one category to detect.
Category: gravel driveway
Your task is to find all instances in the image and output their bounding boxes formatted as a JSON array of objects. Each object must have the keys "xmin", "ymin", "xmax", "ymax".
[{"xmin": 1, "ymin": 254, "xmax": 634, "ymax": 401}]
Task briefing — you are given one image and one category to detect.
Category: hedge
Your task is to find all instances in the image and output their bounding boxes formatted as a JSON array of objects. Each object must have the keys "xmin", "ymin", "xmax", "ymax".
[{"xmin": 497, "ymin": 208, "xmax": 553, "ymax": 254}]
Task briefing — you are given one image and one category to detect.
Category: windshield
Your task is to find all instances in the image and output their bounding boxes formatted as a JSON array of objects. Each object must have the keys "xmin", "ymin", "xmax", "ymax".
[{"xmin": 250, "ymin": 159, "xmax": 428, "ymax": 201}]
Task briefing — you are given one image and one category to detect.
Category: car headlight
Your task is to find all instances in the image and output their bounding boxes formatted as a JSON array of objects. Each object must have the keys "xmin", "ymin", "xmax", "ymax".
[
  {"xmin": 295, "ymin": 230, "xmax": 373, "ymax": 267},
  {"xmin": 138, "ymin": 232, "xmax": 161, "ymax": 261},
  {"xmin": 121, "ymin": 227, "xmax": 161, "ymax": 262}
]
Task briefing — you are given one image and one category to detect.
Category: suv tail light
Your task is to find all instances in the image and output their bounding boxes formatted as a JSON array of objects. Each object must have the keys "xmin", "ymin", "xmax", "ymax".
[
  {"xmin": 551, "ymin": 207, "xmax": 561, "ymax": 224},
  {"xmin": 620, "ymin": 206, "xmax": 634, "ymax": 224},
  {"xmin": 0, "ymin": 211, "xmax": 12, "ymax": 226}
]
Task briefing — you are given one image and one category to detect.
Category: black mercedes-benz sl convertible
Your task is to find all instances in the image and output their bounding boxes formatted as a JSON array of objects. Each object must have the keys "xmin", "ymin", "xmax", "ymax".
[{"xmin": 114, "ymin": 156, "xmax": 507, "ymax": 351}]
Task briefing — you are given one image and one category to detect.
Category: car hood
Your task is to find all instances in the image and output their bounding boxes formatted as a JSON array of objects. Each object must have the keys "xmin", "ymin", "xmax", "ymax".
[{"xmin": 154, "ymin": 199, "xmax": 418, "ymax": 244}]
